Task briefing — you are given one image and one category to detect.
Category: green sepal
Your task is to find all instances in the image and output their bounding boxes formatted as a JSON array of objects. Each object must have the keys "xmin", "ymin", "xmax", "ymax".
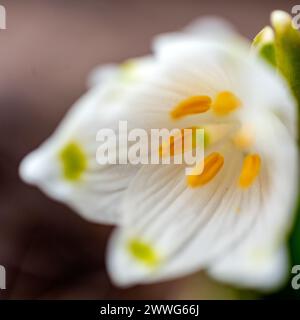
[
  {"xmin": 271, "ymin": 11, "xmax": 300, "ymax": 109},
  {"xmin": 252, "ymin": 26, "xmax": 276, "ymax": 67}
]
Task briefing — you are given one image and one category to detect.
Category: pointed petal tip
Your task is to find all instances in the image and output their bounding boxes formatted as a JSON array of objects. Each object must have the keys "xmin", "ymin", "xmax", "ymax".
[
  {"xmin": 106, "ymin": 229, "xmax": 156, "ymax": 288},
  {"xmin": 271, "ymin": 10, "xmax": 292, "ymax": 32},
  {"xmin": 19, "ymin": 147, "xmax": 57, "ymax": 187},
  {"xmin": 258, "ymin": 26, "xmax": 275, "ymax": 43},
  {"xmin": 208, "ymin": 246, "xmax": 289, "ymax": 292},
  {"xmin": 19, "ymin": 151, "xmax": 41, "ymax": 185}
]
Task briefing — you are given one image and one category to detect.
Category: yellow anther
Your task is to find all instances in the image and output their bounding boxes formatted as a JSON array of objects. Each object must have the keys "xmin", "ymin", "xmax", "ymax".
[
  {"xmin": 170, "ymin": 96, "xmax": 211, "ymax": 120},
  {"xmin": 187, "ymin": 152, "xmax": 224, "ymax": 188},
  {"xmin": 212, "ymin": 91, "xmax": 241, "ymax": 116},
  {"xmin": 239, "ymin": 154, "xmax": 261, "ymax": 188}
]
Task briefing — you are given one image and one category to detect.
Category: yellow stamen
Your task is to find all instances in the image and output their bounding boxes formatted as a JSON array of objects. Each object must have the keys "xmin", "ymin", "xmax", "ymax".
[
  {"xmin": 239, "ymin": 154, "xmax": 261, "ymax": 188},
  {"xmin": 170, "ymin": 96, "xmax": 211, "ymax": 119},
  {"xmin": 212, "ymin": 91, "xmax": 241, "ymax": 116},
  {"xmin": 187, "ymin": 152, "xmax": 224, "ymax": 188}
]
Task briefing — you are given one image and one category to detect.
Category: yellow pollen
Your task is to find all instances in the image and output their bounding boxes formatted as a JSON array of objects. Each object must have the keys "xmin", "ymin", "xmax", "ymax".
[
  {"xmin": 170, "ymin": 96, "xmax": 212, "ymax": 119},
  {"xmin": 187, "ymin": 152, "xmax": 224, "ymax": 188},
  {"xmin": 212, "ymin": 91, "xmax": 241, "ymax": 116},
  {"xmin": 239, "ymin": 154, "xmax": 261, "ymax": 188}
]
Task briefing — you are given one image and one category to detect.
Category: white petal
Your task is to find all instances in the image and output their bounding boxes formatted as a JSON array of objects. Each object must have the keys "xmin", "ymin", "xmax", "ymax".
[
  {"xmin": 20, "ymin": 82, "xmax": 138, "ymax": 225},
  {"xmin": 87, "ymin": 64, "xmax": 119, "ymax": 88},
  {"xmin": 207, "ymin": 115, "xmax": 298, "ymax": 290},
  {"xmin": 104, "ymin": 18, "xmax": 298, "ymax": 288},
  {"xmin": 88, "ymin": 56, "xmax": 155, "ymax": 88},
  {"xmin": 152, "ymin": 21, "xmax": 296, "ymax": 137},
  {"xmin": 109, "ymin": 229, "xmax": 289, "ymax": 289},
  {"xmin": 20, "ymin": 54, "xmax": 158, "ymax": 224},
  {"xmin": 183, "ymin": 16, "xmax": 237, "ymax": 39},
  {"xmin": 106, "ymin": 21, "xmax": 298, "ymax": 287},
  {"xmin": 154, "ymin": 16, "xmax": 248, "ymax": 59},
  {"xmin": 107, "ymin": 144, "xmax": 265, "ymax": 286},
  {"xmin": 208, "ymin": 244, "xmax": 289, "ymax": 290},
  {"xmin": 236, "ymin": 58, "xmax": 297, "ymax": 138},
  {"xmin": 121, "ymin": 38, "xmax": 292, "ymax": 135},
  {"xmin": 119, "ymin": 45, "xmax": 245, "ymax": 134}
]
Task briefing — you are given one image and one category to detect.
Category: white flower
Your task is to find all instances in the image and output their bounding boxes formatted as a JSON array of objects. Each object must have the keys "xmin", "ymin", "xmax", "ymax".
[
  {"xmin": 20, "ymin": 19, "xmax": 298, "ymax": 290},
  {"xmin": 107, "ymin": 21, "xmax": 298, "ymax": 289},
  {"xmin": 19, "ymin": 57, "xmax": 154, "ymax": 224}
]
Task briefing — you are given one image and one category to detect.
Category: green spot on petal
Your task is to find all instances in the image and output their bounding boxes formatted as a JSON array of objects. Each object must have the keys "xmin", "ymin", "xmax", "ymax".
[
  {"xmin": 59, "ymin": 142, "xmax": 87, "ymax": 181},
  {"xmin": 127, "ymin": 238, "xmax": 159, "ymax": 267}
]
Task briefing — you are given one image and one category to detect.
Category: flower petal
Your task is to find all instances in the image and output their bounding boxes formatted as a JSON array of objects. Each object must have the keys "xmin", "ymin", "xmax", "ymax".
[
  {"xmin": 20, "ymin": 55, "xmax": 157, "ymax": 224},
  {"xmin": 107, "ymin": 144, "xmax": 265, "ymax": 286},
  {"xmin": 208, "ymin": 115, "xmax": 298, "ymax": 290},
  {"xmin": 120, "ymin": 32, "xmax": 295, "ymax": 140},
  {"xmin": 183, "ymin": 16, "xmax": 237, "ymax": 40},
  {"xmin": 208, "ymin": 241, "xmax": 289, "ymax": 290},
  {"xmin": 20, "ymin": 81, "xmax": 138, "ymax": 225},
  {"xmin": 119, "ymin": 45, "xmax": 246, "ymax": 134}
]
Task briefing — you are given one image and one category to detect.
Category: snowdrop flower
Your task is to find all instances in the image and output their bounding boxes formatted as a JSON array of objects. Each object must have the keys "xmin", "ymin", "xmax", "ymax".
[
  {"xmin": 19, "ymin": 57, "xmax": 154, "ymax": 224},
  {"xmin": 20, "ymin": 17, "xmax": 298, "ymax": 290},
  {"xmin": 106, "ymin": 21, "xmax": 298, "ymax": 289}
]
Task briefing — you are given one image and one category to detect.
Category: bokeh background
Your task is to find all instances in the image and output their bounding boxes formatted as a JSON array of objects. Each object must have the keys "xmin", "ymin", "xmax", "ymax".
[{"xmin": 0, "ymin": 0, "xmax": 299, "ymax": 299}]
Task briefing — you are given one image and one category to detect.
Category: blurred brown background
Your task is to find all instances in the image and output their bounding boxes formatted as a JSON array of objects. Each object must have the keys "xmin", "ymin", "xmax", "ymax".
[{"xmin": 0, "ymin": 0, "xmax": 296, "ymax": 299}]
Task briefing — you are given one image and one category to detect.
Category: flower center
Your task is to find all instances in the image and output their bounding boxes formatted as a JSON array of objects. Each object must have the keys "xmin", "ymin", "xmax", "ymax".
[
  {"xmin": 187, "ymin": 152, "xmax": 224, "ymax": 188},
  {"xmin": 170, "ymin": 93, "xmax": 261, "ymax": 190}
]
